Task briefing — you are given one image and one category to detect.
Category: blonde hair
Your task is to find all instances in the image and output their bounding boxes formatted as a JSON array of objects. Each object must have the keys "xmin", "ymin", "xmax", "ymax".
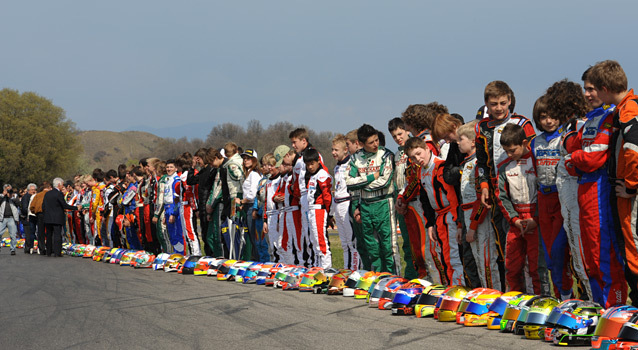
[{"xmin": 457, "ymin": 120, "xmax": 477, "ymax": 141}]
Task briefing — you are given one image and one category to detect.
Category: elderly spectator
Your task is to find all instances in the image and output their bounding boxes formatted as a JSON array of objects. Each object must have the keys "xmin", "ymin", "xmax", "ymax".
[
  {"xmin": 0, "ymin": 184, "xmax": 21, "ymax": 255},
  {"xmin": 30, "ymin": 181, "xmax": 52, "ymax": 255},
  {"xmin": 42, "ymin": 178, "xmax": 79, "ymax": 257},
  {"xmin": 21, "ymin": 183, "xmax": 37, "ymax": 254}
]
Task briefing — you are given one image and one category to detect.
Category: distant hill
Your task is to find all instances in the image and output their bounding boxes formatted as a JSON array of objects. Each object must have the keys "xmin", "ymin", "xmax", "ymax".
[
  {"xmin": 124, "ymin": 121, "xmax": 214, "ymax": 140},
  {"xmin": 77, "ymin": 130, "xmax": 163, "ymax": 173}
]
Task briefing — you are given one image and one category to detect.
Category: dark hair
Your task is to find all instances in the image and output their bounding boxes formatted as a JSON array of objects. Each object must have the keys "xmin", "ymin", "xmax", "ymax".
[
  {"xmin": 130, "ymin": 166, "xmax": 145, "ymax": 177},
  {"xmin": 581, "ymin": 66, "xmax": 593, "ymax": 82},
  {"xmin": 377, "ymin": 131, "xmax": 386, "ymax": 147},
  {"xmin": 545, "ymin": 79, "xmax": 590, "ymax": 125},
  {"xmin": 357, "ymin": 124, "xmax": 378, "ymax": 144},
  {"xmin": 303, "ymin": 148, "xmax": 320, "ymax": 163},
  {"xmin": 532, "ymin": 95, "xmax": 550, "ymax": 132},
  {"xmin": 500, "ymin": 124, "xmax": 526, "ymax": 146},
  {"xmin": 289, "ymin": 128, "xmax": 309, "ymax": 141},
  {"xmin": 64, "ymin": 180, "xmax": 74, "ymax": 188},
  {"xmin": 139, "ymin": 158, "xmax": 148, "ymax": 167},
  {"xmin": 195, "ymin": 147, "xmax": 208, "ymax": 159},
  {"xmin": 401, "ymin": 102, "xmax": 449, "ymax": 132},
  {"xmin": 388, "ymin": 117, "xmax": 406, "ymax": 133},
  {"xmin": 166, "ymin": 159, "xmax": 177, "ymax": 166},
  {"xmin": 117, "ymin": 164, "xmax": 127, "ymax": 180},
  {"xmin": 92, "ymin": 168, "xmax": 105, "ymax": 182},
  {"xmin": 105, "ymin": 169, "xmax": 118, "ymax": 180}
]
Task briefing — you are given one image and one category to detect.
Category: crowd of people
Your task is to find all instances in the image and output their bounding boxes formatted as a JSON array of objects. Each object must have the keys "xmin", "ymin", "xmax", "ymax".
[{"xmin": 2, "ymin": 59, "xmax": 638, "ymax": 310}]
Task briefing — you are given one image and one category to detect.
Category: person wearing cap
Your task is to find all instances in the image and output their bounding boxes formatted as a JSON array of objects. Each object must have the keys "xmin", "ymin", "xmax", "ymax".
[
  {"xmin": 205, "ymin": 148, "xmax": 228, "ymax": 257},
  {"xmin": 263, "ymin": 145, "xmax": 291, "ymax": 262},
  {"xmin": 252, "ymin": 153, "xmax": 274, "ymax": 262},
  {"xmin": 240, "ymin": 148, "xmax": 261, "ymax": 261}
]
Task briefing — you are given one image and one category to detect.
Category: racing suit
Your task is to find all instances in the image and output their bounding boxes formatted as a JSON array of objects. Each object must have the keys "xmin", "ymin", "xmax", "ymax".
[
  {"xmin": 332, "ymin": 156, "xmax": 359, "ymax": 270},
  {"xmin": 531, "ymin": 127, "xmax": 573, "ymax": 298},
  {"xmin": 400, "ymin": 130, "xmax": 445, "ymax": 283},
  {"xmin": 394, "ymin": 146, "xmax": 418, "ymax": 279},
  {"xmin": 606, "ymin": 92, "xmax": 638, "ymax": 306},
  {"xmin": 497, "ymin": 151, "xmax": 541, "ymax": 294},
  {"xmin": 122, "ymin": 182, "xmax": 142, "ymax": 250},
  {"xmin": 164, "ymin": 173, "xmax": 185, "ymax": 254},
  {"xmin": 265, "ymin": 173, "xmax": 285, "ymax": 262},
  {"xmin": 414, "ymin": 155, "xmax": 464, "ymax": 286},
  {"xmin": 252, "ymin": 175, "xmax": 270, "ymax": 262},
  {"xmin": 276, "ymin": 171, "xmax": 296, "ymax": 265},
  {"xmin": 565, "ymin": 104, "xmax": 625, "ymax": 306},
  {"xmin": 154, "ymin": 174, "xmax": 171, "ymax": 253},
  {"xmin": 346, "ymin": 146, "xmax": 400, "ymax": 274},
  {"xmin": 476, "ymin": 112, "xmax": 536, "ymax": 287},
  {"xmin": 306, "ymin": 167, "xmax": 333, "ymax": 269},
  {"xmin": 180, "ymin": 170, "xmax": 201, "ymax": 256},
  {"xmin": 460, "ymin": 153, "xmax": 501, "ymax": 290},
  {"xmin": 101, "ymin": 183, "xmax": 116, "ymax": 248}
]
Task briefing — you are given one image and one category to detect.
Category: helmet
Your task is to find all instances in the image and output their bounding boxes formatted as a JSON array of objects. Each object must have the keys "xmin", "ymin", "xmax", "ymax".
[
  {"xmin": 454, "ymin": 288, "xmax": 498, "ymax": 324},
  {"xmin": 591, "ymin": 306, "xmax": 638, "ymax": 349},
  {"xmin": 153, "ymin": 253, "xmax": 171, "ymax": 270},
  {"xmin": 311, "ymin": 268, "xmax": 340, "ymax": 294},
  {"xmin": 390, "ymin": 280, "xmax": 430, "ymax": 316},
  {"xmin": 254, "ymin": 263, "xmax": 277, "ymax": 285},
  {"xmin": 499, "ymin": 294, "xmax": 535, "ymax": 332},
  {"xmin": 110, "ymin": 249, "xmax": 128, "ymax": 264},
  {"xmin": 282, "ymin": 267, "xmax": 308, "ymax": 290},
  {"xmin": 164, "ymin": 254, "xmax": 186, "ymax": 272},
  {"xmin": 543, "ymin": 299, "xmax": 583, "ymax": 341},
  {"xmin": 241, "ymin": 262, "xmax": 264, "ymax": 283},
  {"xmin": 207, "ymin": 259, "xmax": 227, "ymax": 276},
  {"xmin": 265, "ymin": 264, "xmax": 288, "ymax": 286},
  {"xmin": 377, "ymin": 278, "xmax": 409, "ymax": 310},
  {"xmin": 1, "ymin": 237, "xmax": 10, "ymax": 247},
  {"xmin": 368, "ymin": 275, "xmax": 401, "ymax": 306},
  {"xmin": 437, "ymin": 286, "xmax": 470, "ymax": 322},
  {"xmin": 92, "ymin": 247, "xmax": 111, "ymax": 262},
  {"xmin": 552, "ymin": 300, "xmax": 603, "ymax": 346},
  {"xmin": 298, "ymin": 267, "xmax": 324, "ymax": 291},
  {"xmin": 414, "ymin": 285, "xmax": 447, "ymax": 318},
  {"xmin": 134, "ymin": 252, "xmax": 156, "ymax": 268},
  {"xmin": 366, "ymin": 272, "xmax": 394, "ymax": 297},
  {"xmin": 273, "ymin": 265, "xmax": 296, "ymax": 288},
  {"xmin": 83, "ymin": 245, "xmax": 97, "ymax": 258},
  {"xmin": 234, "ymin": 261, "xmax": 255, "ymax": 283},
  {"xmin": 103, "ymin": 248, "xmax": 119, "ymax": 263},
  {"xmin": 119, "ymin": 251, "xmax": 138, "ymax": 266},
  {"xmin": 343, "ymin": 270, "xmax": 368, "ymax": 297},
  {"xmin": 521, "ymin": 296, "xmax": 560, "ymax": 339},
  {"xmin": 460, "ymin": 289, "xmax": 503, "ymax": 326},
  {"xmin": 75, "ymin": 245, "xmax": 88, "ymax": 257},
  {"xmin": 353, "ymin": 271, "xmax": 380, "ymax": 299},
  {"xmin": 216, "ymin": 260, "xmax": 239, "ymax": 280},
  {"xmin": 327, "ymin": 270, "xmax": 353, "ymax": 295},
  {"xmin": 180, "ymin": 255, "xmax": 203, "ymax": 275},
  {"xmin": 192, "ymin": 257, "xmax": 215, "ymax": 276}
]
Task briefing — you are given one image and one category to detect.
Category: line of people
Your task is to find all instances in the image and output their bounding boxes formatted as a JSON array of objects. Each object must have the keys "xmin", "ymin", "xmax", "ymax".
[{"xmin": 4, "ymin": 59, "xmax": 638, "ymax": 310}]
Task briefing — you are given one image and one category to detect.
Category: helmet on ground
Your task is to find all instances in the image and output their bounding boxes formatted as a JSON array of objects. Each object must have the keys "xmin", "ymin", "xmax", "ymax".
[
  {"xmin": 378, "ymin": 277, "xmax": 409, "ymax": 310},
  {"xmin": 153, "ymin": 253, "xmax": 171, "ymax": 270},
  {"xmin": 390, "ymin": 280, "xmax": 429, "ymax": 316},
  {"xmin": 455, "ymin": 288, "xmax": 497, "ymax": 325},
  {"xmin": 311, "ymin": 268, "xmax": 340, "ymax": 294},
  {"xmin": 216, "ymin": 260, "xmax": 239, "ymax": 280},
  {"xmin": 368, "ymin": 275, "xmax": 401, "ymax": 306},
  {"xmin": 83, "ymin": 245, "xmax": 97, "ymax": 258},
  {"xmin": 343, "ymin": 270, "xmax": 368, "ymax": 297},
  {"xmin": 207, "ymin": 259, "xmax": 227, "ymax": 276},
  {"xmin": 591, "ymin": 305, "xmax": 638, "ymax": 349},
  {"xmin": 242, "ymin": 262, "xmax": 264, "ymax": 283},
  {"xmin": 353, "ymin": 271, "xmax": 380, "ymax": 298},
  {"xmin": 119, "ymin": 251, "xmax": 138, "ymax": 266},
  {"xmin": 254, "ymin": 263, "xmax": 277, "ymax": 285},
  {"xmin": 366, "ymin": 272, "xmax": 394, "ymax": 296},
  {"xmin": 75, "ymin": 245, "xmax": 88, "ymax": 257},
  {"xmin": 522, "ymin": 296, "xmax": 560, "ymax": 339},
  {"xmin": 499, "ymin": 294, "xmax": 535, "ymax": 332},
  {"xmin": 543, "ymin": 299, "xmax": 582, "ymax": 341},
  {"xmin": 234, "ymin": 261, "xmax": 256, "ymax": 283},
  {"xmin": 273, "ymin": 265, "xmax": 296, "ymax": 288},
  {"xmin": 103, "ymin": 248, "xmax": 119, "ymax": 263},
  {"xmin": 415, "ymin": 285, "xmax": 447, "ymax": 318},
  {"xmin": 461, "ymin": 289, "xmax": 503, "ymax": 326},
  {"xmin": 327, "ymin": 270, "xmax": 353, "ymax": 295},
  {"xmin": 92, "ymin": 246, "xmax": 111, "ymax": 262},
  {"xmin": 134, "ymin": 252, "xmax": 156, "ymax": 268},
  {"xmin": 552, "ymin": 300, "xmax": 603, "ymax": 346},
  {"xmin": 282, "ymin": 267, "xmax": 308, "ymax": 290},
  {"xmin": 193, "ymin": 257, "xmax": 215, "ymax": 276},
  {"xmin": 437, "ymin": 286, "xmax": 470, "ymax": 322},
  {"xmin": 110, "ymin": 249, "xmax": 128, "ymax": 264},
  {"xmin": 164, "ymin": 254, "xmax": 186, "ymax": 272},
  {"xmin": 298, "ymin": 267, "xmax": 324, "ymax": 291},
  {"xmin": 180, "ymin": 255, "xmax": 203, "ymax": 275}
]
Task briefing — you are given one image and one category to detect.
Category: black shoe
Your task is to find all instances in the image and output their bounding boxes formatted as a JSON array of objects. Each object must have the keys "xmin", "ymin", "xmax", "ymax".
[
  {"xmin": 47, "ymin": 254, "xmax": 52, "ymax": 257},
  {"xmin": 55, "ymin": 254, "xmax": 63, "ymax": 257},
  {"xmin": 11, "ymin": 251, "xmax": 16, "ymax": 255}
]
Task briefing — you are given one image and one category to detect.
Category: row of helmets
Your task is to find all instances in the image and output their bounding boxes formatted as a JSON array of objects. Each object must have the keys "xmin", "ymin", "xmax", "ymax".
[
  {"xmin": 2, "ymin": 238, "xmax": 37, "ymax": 249},
  {"xmin": 62, "ymin": 243, "xmax": 638, "ymax": 349}
]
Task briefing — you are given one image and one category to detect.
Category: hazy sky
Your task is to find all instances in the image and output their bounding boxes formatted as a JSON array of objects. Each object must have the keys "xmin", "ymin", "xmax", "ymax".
[{"xmin": 2, "ymin": 1, "xmax": 637, "ymax": 144}]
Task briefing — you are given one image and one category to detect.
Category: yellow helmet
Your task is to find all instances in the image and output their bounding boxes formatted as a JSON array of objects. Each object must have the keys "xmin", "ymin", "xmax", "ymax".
[{"xmin": 437, "ymin": 286, "xmax": 469, "ymax": 322}]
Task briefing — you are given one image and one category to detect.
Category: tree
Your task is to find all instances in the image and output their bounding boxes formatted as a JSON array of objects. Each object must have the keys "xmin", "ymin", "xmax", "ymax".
[{"xmin": 0, "ymin": 89, "xmax": 81, "ymax": 188}]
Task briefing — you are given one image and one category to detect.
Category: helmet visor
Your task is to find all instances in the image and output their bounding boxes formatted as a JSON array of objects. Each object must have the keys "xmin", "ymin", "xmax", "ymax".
[
  {"xmin": 465, "ymin": 301, "xmax": 489, "ymax": 315},
  {"xmin": 524, "ymin": 311, "xmax": 549, "ymax": 326},
  {"xmin": 593, "ymin": 316, "xmax": 625, "ymax": 337},
  {"xmin": 488, "ymin": 297, "xmax": 509, "ymax": 315},
  {"xmin": 502, "ymin": 307, "xmax": 522, "ymax": 321}
]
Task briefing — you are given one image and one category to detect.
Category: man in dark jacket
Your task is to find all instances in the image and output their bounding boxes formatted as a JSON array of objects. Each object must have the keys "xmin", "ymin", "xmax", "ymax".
[
  {"xmin": 43, "ymin": 178, "xmax": 79, "ymax": 257},
  {"xmin": 0, "ymin": 184, "xmax": 21, "ymax": 255}
]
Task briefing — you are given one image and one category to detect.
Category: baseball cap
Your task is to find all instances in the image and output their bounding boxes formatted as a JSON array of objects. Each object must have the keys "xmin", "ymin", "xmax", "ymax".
[
  {"xmin": 241, "ymin": 149, "xmax": 258, "ymax": 159},
  {"xmin": 273, "ymin": 145, "xmax": 290, "ymax": 167}
]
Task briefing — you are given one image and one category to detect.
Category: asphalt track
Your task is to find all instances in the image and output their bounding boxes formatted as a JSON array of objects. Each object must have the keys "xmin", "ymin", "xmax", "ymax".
[{"xmin": 0, "ymin": 250, "xmax": 556, "ymax": 350}]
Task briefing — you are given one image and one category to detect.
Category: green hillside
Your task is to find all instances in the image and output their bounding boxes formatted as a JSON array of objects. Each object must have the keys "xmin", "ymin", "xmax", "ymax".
[{"xmin": 77, "ymin": 130, "xmax": 163, "ymax": 173}]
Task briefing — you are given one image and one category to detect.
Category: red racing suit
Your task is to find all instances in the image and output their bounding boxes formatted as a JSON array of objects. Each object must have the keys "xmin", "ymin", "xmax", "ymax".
[
  {"xmin": 565, "ymin": 104, "xmax": 626, "ymax": 307},
  {"xmin": 496, "ymin": 151, "xmax": 541, "ymax": 294},
  {"xmin": 305, "ymin": 167, "xmax": 333, "ymax": 269}
]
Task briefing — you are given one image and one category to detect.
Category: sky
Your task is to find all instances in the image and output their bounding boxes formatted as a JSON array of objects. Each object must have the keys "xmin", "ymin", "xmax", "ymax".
[{"xmin": 2, "ymin": 0, "xmax": 638, "ymax": 145}]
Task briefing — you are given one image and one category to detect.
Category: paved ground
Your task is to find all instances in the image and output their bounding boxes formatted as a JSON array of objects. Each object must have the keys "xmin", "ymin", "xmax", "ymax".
[{"xmin": 0, "ymin": 249, "xmax": 557, "ymax": 350}]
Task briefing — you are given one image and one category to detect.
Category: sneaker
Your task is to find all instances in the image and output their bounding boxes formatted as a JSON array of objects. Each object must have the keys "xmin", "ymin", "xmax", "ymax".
[
  {"xmin": 11, "ymin": 251, "xmax": 16, "ymax": 255},
  {"xmin": 30, "ymin": 248, "xmax": 33, "ymax": 255}
]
